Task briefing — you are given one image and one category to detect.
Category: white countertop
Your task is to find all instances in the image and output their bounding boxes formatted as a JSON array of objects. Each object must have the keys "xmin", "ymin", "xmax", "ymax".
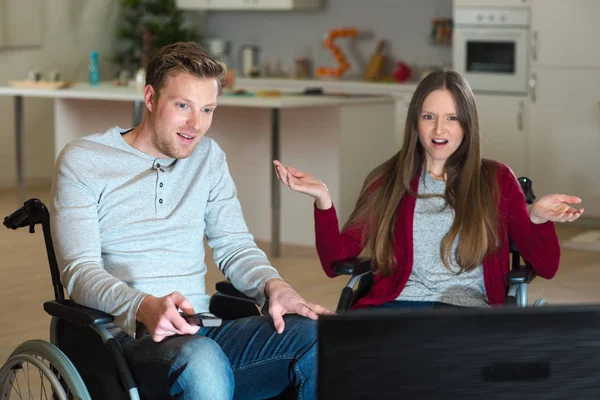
[
  {"xmin": 235, "ymin": 77, "xmax": 420, "ymax": 96},
  {"xmin": 0, "ymin": 82, "xmax": 395, "ymax": 108}
]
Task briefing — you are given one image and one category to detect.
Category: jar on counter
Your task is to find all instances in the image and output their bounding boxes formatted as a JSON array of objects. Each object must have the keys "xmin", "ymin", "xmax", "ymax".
[{"xmin": 295, "ymin": 57, "xmax": 312, "ymax": 79}]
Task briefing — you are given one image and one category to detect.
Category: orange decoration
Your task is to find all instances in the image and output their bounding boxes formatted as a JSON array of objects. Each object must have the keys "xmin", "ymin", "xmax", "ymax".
[{"xmin": 316, "ymin": 27, "xmax": 358, "ymax": 78}]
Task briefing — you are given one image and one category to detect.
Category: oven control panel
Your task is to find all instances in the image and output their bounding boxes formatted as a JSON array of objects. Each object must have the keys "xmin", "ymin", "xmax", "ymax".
[{"xmin": 454, "ymin": 8, "xmax": 529, "ymax": 27}]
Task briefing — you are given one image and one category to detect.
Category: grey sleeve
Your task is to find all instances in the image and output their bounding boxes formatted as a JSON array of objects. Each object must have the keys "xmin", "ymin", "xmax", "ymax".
[
  {"xmin": 50, "ymin": 144, "xmax": 147, "ymax": 338},
  {"xmin": 204, "ymin": 140, "xmax": 282, "ymax": 305}
]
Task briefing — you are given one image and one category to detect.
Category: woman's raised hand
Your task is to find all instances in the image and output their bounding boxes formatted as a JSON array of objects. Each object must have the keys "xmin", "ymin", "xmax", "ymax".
[
  {"xmin": 530, "ymin": 194, "xmax": 584, "ymax": 224},
  {"xmin": 273, "ymin": 160, "xmax": 332, "ymax": 209}
]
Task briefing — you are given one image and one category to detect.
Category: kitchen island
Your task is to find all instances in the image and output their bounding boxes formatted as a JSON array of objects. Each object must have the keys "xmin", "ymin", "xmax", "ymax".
[{"xmin": 0, "ymin": 82, "xmax": 397, "ymax": 253}]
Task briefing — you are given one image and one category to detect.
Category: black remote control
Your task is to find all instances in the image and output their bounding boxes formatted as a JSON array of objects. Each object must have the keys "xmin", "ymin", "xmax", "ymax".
[{"xmin": 181, "ymin": 312, "xmax": 222, "ymax": 327}]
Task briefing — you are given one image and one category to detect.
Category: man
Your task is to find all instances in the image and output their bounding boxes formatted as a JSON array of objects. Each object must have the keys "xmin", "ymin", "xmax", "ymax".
[{"xmin": 50, "ymin": 41, "xmax": 332, "ymax": 400}]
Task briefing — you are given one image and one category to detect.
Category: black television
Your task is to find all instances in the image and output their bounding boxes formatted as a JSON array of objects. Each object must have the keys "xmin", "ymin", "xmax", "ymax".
[{"xmin": 318, "ymin": 304, "xmax": 600, "ymax": 399}]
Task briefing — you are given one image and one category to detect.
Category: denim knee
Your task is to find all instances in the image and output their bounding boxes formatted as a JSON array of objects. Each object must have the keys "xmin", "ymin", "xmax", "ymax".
[
  {"xmin": 283, "ymin": 316, "xmax": 318, "ymax": 399},
  {"xmin": 169, "ymin": 335, "xmax": 234, "ymax": 400},
  {"xmin": 286, "ymin": 315, "xmax": 318, "ymax": 356}
]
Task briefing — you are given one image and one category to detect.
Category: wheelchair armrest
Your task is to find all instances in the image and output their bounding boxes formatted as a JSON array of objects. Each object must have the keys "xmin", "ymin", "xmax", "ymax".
[
  {"xmin": 211, "ymin": 281, "xmax": 263, "ymax": 319},
  {"xmin": 215, "ymin": 280, "xmax": 259, "ymax": 304},
  {"xmin": 43, "ymin": 299, "xmax": 113, "ymax": 327},
  {"xmin": 507, "ymin": 265, "xmax": 537, "ymax": 284},
  {"xmin": 333, "ymin": 257, "xmax": 372, "ymax": 276}
]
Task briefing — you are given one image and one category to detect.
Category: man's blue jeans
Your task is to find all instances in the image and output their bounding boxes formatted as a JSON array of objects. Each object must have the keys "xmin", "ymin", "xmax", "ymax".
[{"xmin": 118, "ymin": 314, "xmax": 316, "ymax": 400}]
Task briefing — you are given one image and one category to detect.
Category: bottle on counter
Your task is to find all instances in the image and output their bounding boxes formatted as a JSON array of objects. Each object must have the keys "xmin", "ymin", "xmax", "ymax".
[
  {"xmin": 135, "ymin": 67, "xmax": 146, "ymax": 92},
  {"xmin": 89, "ymin": 50, "xmax": 100, "ymax": 86}
]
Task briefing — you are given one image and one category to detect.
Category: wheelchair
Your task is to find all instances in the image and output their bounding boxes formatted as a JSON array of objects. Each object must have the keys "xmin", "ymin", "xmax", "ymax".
[
  {"xmin": 330, "ymin": 176, "xmax": 547, "ymax": 313},
  {"xmin": 0, "ymin": 199, "xmax": 282, "ymax": 400}
]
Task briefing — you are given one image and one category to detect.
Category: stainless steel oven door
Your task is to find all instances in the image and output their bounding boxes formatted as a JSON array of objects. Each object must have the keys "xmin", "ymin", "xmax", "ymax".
[{"xmin": 453, "ymin": 27, "xmax": 529, "ymax": 94}]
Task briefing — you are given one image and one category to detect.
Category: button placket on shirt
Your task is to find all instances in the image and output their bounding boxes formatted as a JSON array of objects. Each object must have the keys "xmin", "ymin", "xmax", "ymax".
[{"xmin": 155, "ymin": 161, "xmax": 165, "ymax": 212}]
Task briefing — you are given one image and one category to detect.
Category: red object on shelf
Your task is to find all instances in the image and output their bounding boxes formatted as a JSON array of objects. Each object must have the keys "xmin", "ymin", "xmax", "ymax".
[{"xmin": 393, "ymin": 62, "xmax": 412, "ymax": 82}]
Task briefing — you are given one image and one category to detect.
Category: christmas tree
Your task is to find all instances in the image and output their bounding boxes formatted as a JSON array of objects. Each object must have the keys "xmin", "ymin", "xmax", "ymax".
[{"xmin": 114, "ymin": 0, "xmax": 200, "ymax": 74}]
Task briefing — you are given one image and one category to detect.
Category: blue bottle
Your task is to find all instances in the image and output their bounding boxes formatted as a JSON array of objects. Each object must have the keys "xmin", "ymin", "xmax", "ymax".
[{"xmin": 89, "ymin": 51, "xmax": 100, "ymax": 85}]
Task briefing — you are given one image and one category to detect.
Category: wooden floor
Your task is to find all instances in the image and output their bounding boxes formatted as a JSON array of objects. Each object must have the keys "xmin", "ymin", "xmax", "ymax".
[{"xmin": 1, "ymin": 186, "xmax": 600, "ymax": 363}]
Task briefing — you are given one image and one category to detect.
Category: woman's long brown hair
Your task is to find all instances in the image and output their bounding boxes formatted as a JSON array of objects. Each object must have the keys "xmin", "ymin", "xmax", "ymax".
[{"xmin": 343, "ymin": 70, "xmax": 500, "ymax": 276}]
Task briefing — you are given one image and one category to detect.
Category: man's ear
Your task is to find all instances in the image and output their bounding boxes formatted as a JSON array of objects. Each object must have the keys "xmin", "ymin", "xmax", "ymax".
[{"xmin": 144, "ymin": 85, "xmax": 156, "ymax": 112}]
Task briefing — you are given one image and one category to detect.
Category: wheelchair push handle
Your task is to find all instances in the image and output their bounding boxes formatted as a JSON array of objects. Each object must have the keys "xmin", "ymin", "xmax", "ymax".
[
  {"xmin": 517, "ymin": 177, "xmax": 536, "ymax": 205},
  {"xmin": 4, "ymin": 198, "xmax": 64, "ymax": 301},
  {"xmin": 3, "ymin": 198, "xmax": 50, "ymax": 233},
  {"xmin": 3, "ymin": 206, "xmax": 30, "ymax": 230}
]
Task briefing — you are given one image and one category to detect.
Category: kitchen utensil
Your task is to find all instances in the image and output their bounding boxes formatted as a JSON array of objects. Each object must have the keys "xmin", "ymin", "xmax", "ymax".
[
  {"xmin": 205, "ymin": 38, "xmax": 231, "ymax": 67},
  {"xmin": 28, "ymin": 70, "xmax": 42, "ymax": 82},
  {"xmin": 239, "ymin": 45, "xmax": 260, "ymax": 77},
  {"xmin": 295, "ymin": 57, "xmax": 312, "ymax": 78},
  {"xmin": 47, "ymin": 70, "xmax": 61, "ymax": 82},
  {"xmin": 205, "ymin": 38, "xmax": 229, "ymax": 57},
  {"xmin": 364, "ymin": 40, "xmax": 386, "ymax": 81}
]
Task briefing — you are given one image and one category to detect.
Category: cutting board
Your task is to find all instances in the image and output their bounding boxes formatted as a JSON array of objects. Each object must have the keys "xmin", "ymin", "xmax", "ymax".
[{"xmin": 9, "ymin": 80, "xmax": 75, "ymax": 90}]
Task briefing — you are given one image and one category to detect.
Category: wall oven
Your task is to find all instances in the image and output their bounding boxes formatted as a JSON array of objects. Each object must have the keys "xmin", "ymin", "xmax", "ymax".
[{"xmin": 453, "ymin": 7, "xmax": 530, "ymax": 94}]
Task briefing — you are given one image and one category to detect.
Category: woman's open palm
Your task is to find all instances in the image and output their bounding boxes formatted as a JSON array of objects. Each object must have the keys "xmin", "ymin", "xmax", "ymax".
[
  {"xmin": 530, "ymin": 194, "xmax": 584, "ymax": 224},
  {"xmin": 273, "ymin": 160, "xmax": 331, "ymax": 207}
]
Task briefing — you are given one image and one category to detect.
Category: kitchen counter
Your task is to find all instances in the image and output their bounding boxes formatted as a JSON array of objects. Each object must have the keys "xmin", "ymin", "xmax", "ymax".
[
  {"xmin": 0, "ymin": 82, "xmax": 396, "ymax": 107},
  {"xmin": 235, "ymin": 77, "xmax": 421, "ymax": 153},
  {"xmin": 235, "ymin": 77, "xmax": 420, "ymax": 96}
]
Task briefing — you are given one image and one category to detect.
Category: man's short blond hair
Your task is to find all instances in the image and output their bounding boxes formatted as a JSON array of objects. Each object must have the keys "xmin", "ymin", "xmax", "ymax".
[{"xmin": 145, "ymin": 41, "xmax": 227, "ymax": 94}]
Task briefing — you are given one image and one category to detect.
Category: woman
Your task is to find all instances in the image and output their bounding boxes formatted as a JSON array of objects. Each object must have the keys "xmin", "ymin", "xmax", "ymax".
[{"xmin": 273, "ymin": 70, "xmax": 583, "ymax": 309}]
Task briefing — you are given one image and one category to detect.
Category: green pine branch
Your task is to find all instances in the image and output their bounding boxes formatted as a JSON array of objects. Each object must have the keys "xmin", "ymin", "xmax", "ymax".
[{"xmin": 114, "ymin": 0, "xmax": 200, "ymax": 72}]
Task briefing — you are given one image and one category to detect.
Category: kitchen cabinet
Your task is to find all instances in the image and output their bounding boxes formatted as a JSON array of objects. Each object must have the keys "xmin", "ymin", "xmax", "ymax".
[
  {"xmin": 176, "ymin": 0, "xmax": 321, "ymax": 10},
  {"xmin": 526, "ymin": 68, "xmax": 600, "ymax": 218},
  {"xmin": 453, "ymin": 0, "xmax": 530, "ymax": 8},
  {"xmin": 531, "ymin": 0, "xmax": 600, "ymax": 68},
  {"xmin": 393, "ymin": 93, "xmax": 410, "ymax": 149},
  {"xmin": 475, "ymin": 94, "xmax": 527, "ymax": 177}
]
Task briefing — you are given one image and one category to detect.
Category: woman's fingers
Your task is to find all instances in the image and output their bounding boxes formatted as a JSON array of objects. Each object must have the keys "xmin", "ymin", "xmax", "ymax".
[
  {"xmin": 286, "ymin": 165, "xmax": 306, "ymax": 178},
  {"xmin": 282, "ymin": 166, "xmax": 291, "ymax": 186},
  {"xmin": 288, "ymin": 174, "xmax": 298, "ymax": 190},
  {"xmin": 550, "ymin": 204, "xmax": 584, "ymax": 223},
  {"xmin": 274, "ymin": 164, "xmax": 282, "ymax": 182},
  {"xmin": 566, "ymin": 210, "xmax": 583, "ymax": 222}
]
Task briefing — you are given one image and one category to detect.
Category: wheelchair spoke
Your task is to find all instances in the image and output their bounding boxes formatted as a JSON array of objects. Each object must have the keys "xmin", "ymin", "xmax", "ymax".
[
  {"xmin": 37, "ymin": 364, "xmax": 50, "ymax": 400},
  {"xmin": 36, "ymin": 354, "xmax": 63, "ymax": 400},
  {"xmin": 39, "ymin": 369, "xmax": 49, "ymax": 400},
  {"xmin": 26, "ymin": 363, "xmax": 33, "ymax": 400},
  {"xmin": 4, "ymin": 358, "xmax": 63, "ymax": 400},
  {"xmin": 10, "ymin": 375, "xmax": 24, "ymax": 400},
  {"xmin": 2, "ymin": 341, "xmax": 88, "ymax": 400},
  {"xmin": 12, "ymin": 371, "xmax": 23, "ymax": 400}
]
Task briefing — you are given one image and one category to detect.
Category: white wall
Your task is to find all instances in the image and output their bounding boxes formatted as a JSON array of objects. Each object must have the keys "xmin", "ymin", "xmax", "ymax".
[
  {"xmin": 201, "ymin": 0, "xmax": 453, "ymax": 79},
  {"xmin": 0, "ymin": 0, "xmax": 120, "ymax": 189}
]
